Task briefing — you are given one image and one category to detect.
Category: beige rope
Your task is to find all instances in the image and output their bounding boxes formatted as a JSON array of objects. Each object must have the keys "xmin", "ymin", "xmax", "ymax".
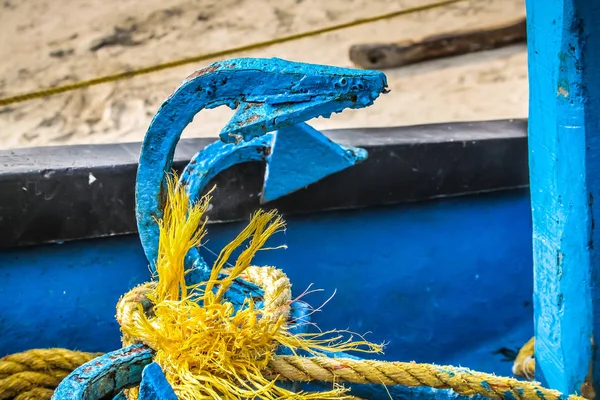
[
  {"xmin": 268, "ymin": 356, "xmax": 587, "ymax": 400},
  {"xmin": 0, "ymin": 349, "xmax": 102, "ymax": 400}
]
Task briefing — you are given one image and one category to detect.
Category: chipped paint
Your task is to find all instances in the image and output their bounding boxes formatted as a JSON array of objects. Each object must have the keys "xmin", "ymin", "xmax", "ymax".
[
  {"xmin": 136, "ymin": 57, "xmax": 387, "ymax": 278},
  {"xmin": 52, "ymin": 344, "xmax": 155, "ymax": 399},
  {"xmin": 526, "ymin": 0, "xmax": 600, "ymax": 395},
  {"xmin": 558, "ymin": 86, "xmax": 569, "ymax": 97}
]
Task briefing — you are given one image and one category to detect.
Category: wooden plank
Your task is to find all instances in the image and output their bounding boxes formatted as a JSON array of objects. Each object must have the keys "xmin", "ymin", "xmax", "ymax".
[
  {"xmin": 526, "ymin": 0, "xmax": 600, "ymax": 397},
  {"xmin": 348, "ymin": 17, "xmax": 526, "ymax": 69}
]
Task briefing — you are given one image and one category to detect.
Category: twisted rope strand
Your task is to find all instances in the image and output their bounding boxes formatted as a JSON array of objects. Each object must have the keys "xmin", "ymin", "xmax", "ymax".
[
  {"xmin": 14, "ymin": 387, "xmax": 56, "ymax": 400},
  {"xmin": 268, "ymin": 356, "xmax": 587, "ymax": 400},
  {"xmin": 0, "ymin": 349, "xmax": 101, "ymax": 400}
]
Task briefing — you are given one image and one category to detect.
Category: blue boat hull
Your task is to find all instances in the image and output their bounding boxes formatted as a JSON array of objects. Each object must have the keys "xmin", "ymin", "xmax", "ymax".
[{"xmin": 0, "ymin": 189, "xmax": 532, "ymax": 378}]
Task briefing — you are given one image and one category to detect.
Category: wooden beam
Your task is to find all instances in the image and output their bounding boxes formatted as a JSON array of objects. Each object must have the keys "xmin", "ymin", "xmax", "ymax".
[
  {"xmin": 348, "ymin": 17, "xmax": 526, "ymax": 70},
  {"xmin": 526, "ymin": 0, "xmax": 600, "ymax": 397}
]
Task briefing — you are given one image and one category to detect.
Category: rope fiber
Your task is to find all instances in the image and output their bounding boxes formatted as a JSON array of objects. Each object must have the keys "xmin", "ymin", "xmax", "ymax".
[
  {"xmin": 1, "ymin": 347, "xmax": 588, "ymax": 400},
  {"xmin": 268, "ymin": 356, "xmax": 585, "ymax": 400},
  {"xmin": 0, "ymin": 0, "xmax": 467, "ymax": 108},
  {"xmin": 0, "ymin": 349, "xmax": 102, "ymax": 400},
  {"xmin": 2, "ymin": 175, "xmax": 591, "ymax": 400}
]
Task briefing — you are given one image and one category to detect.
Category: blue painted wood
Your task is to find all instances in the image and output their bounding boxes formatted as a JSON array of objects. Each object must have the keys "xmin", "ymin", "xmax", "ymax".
[
  {"xmin": 1, "ymin": 191, "xmax": 533, "ymax": 374},
  {"xmin": 262, "ymin": 123, "xmax": 367, "ymax": 203},
  {"xmin": 139, "ymin": 363, "xmax": 178, "ymax": 400},
  {"xmin": 136, "ymin": 58, "xmax": 387, "ymax": 277},
  {"xmin": 526, "ymin": 0, "xmax": 600, "ymax": 395},
  {"xmin": 46, "ymin": 191, "xmax": 533, "ymax": 399}
]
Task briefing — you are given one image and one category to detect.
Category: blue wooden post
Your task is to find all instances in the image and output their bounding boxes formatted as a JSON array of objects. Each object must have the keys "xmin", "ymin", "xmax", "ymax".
[{"xmin": 526, "ymin": 0, "xmax": 600, "ymax": 396}]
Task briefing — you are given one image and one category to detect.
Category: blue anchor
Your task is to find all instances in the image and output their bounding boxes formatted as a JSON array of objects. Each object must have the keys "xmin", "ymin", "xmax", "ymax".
[
  {"xmin": 136, "ymin": 57, "xmax": 386, "ymax": 277},
  {"xmin": 53, "ymin": 57, "xmax": 390, "ymax": 399}
]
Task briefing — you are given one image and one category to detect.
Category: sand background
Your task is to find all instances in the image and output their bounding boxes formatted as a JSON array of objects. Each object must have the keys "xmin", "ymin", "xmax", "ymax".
[{"xmin": 0, "ymin": 0, "xmax": 527, "ymax": 149}]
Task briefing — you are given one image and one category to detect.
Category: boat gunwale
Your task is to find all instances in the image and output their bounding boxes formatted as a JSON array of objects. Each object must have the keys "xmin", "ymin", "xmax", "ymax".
[{"xmin": 0, "ymin": 119, "xmax": 529, "ymax": 249}]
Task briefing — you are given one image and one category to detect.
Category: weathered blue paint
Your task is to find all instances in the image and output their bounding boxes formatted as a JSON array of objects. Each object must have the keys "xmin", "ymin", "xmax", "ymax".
[
  {"xmin": 0, "ymin": 191, "xmax": 533, "ymax": 371},
  {"xmin": 216, "ymin": 60, "xmax": 388, "ymax": 143},
  {"xmin": 0, "ymin": 236, "xmax": 150, "ymax": 355},
  {"xmin": 262, "ymin": 123, "xmax": 367, "ymax": 203},
  {"xmin": 136, "ymin": 58, "xmax": 387, "ymax": 277},
  {"xmin": 6, "ymin": 190, "xmax": 532, "ymax": 398},
  {"xmin": 526, "ymin": 0, "xmax": 600, "ymax": 394},
  {"xmin": 178, "ymin": 126, "xmax": 367, "ymax": 282},
  {"xmin": 51, "ymin": 344, "xmax": 154, "ymax": 400},
  {"xmin": 176, "ymin": 133, "xmax": 273, "ymax": 280},
  {"xmin": 138, "ymin": 363, "xmax": 178, "ymax": 400}
]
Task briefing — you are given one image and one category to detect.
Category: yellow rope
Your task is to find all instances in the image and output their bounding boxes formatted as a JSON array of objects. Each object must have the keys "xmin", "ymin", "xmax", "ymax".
[
  {"xmin": 1, "ymin": 347, "xmax": 587, "ymax": 400},
  {"xmin": 109, "ymin": 174, "xmax": 590, "ymax": 400},
  {"xmin": 0, "ymin": 0, "xmax": 467, "ymax": 108},
  {"xmin": 237, "ymin": 265, "xmax": 292, "ymax": 323},
  {"xmin": 0, "ymin": 348, "xmax": 102, "ymax": 400},
  {"xmin": 267, "ymin": 355, "xmax": 585, "ymax": 400},
  {"xmin": 116, "ymin": 281, "xmax": 158, "ymax": 348},
  {"xmin": 3, "ymin": 176, "xmax": 587, "ymax": 400},
  {"xmin": 116, "ymin": 266, "xmax": 293, "ymax": 400},
  {"xmin": 14, "ymin": 387, "xmax": 56, "ymax": 400},
  {"xmin": 513, "ymin": 337, "xmax": 535, "ymax": 380}
]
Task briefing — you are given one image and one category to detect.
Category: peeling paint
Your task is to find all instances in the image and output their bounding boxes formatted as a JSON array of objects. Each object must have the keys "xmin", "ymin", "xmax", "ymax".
[{"xmin": 135, "ymin": 57, "xmax": 387, "ymax": 279}]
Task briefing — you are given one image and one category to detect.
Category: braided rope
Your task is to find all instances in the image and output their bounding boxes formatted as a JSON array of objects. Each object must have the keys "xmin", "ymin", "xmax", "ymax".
[
  {"xmin": 115, "ymin": 266, "xmax": 292, "ymax": 341},
  {"xmin": 114, "ymin": 268, "xmax": 591, "ymax": 400},
  {"xmin": 511, "ymin": 338, "xmax": 595, "ymax": 400},
  {"xmin": 268, "ymin": 356, "xmax": 586, "ymax": 400},
  {"xmin": 116, "ymin": 265, "xmax": 292, "ymax": 399},
  {"xmin": 116, "ymin": 282, "xmax": 157, "ymax": 347},
  {"xmin": 2, "ymin": 277, "xmax": 587, "ymax": 400},
  {"xmin": 0, "ymin": 349, "xmax": 101, "ymax": 400},
  {"xmin": 239, "ymin": 265, "xmax": 292, "ymax": 322}
]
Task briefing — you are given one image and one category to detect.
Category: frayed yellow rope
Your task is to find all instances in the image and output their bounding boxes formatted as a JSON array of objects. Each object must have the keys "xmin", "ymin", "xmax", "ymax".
[
  {"xmin": 113, "ymin": 174, "xmax": 590, "ymax": 400},
  {"xmin": 118, "ymin": 173, "xmax": 382, "ymax": 400}
]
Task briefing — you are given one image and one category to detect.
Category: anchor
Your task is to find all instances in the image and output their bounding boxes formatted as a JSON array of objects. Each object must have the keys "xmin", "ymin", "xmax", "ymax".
[{"xmin": 53, "ymin": 58, "xmax": 388, "ymax": 399}]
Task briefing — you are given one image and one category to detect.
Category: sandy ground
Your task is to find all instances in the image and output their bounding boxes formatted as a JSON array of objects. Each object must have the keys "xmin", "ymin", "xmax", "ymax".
[{"xmin": 0, "ymin": 0, "xmax": 527, "ymax": 150}]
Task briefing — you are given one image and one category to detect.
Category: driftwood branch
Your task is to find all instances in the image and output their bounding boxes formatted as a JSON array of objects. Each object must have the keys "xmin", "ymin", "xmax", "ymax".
[{"xmin": 349, "ymin": 17, "xmax": 526, "ymax": 70}]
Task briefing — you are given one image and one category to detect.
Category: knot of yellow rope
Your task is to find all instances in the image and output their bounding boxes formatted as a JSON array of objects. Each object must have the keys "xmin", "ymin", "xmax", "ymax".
[
  {"xmin": 109, "ymin": 174, "xmax": 592, "ymax": 400},
  {"xmin": 268, "ymin": 356, "xmax": 589, "ymax": 400},
  {"xmin": 114, "ymin": 174, "xmax": 382, "ymax": 400},
  {"xmin": 6, "ymin": 173, "xmax": 591, "ymax": 400},
  {"xmin": 0, "ymin": 348, "xmax": 101, "ymax": 400}
]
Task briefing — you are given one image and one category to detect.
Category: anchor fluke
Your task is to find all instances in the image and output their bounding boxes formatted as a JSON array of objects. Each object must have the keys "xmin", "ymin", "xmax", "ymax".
[{"xmin": 260, "ymin": 123, "xmax": 368, "ymax": 204}]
